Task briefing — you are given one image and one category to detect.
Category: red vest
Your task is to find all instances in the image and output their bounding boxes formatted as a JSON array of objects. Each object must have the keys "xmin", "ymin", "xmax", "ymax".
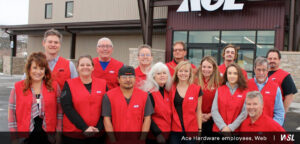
[
  {"xmin": 247, "ymin": 79, "xmax": 278, "ymax": 118},
  {"xmin": 240, "ymin": 114, "xmax": 285, "ymax": 132},
  {"xmin": 92, "ymin": 57, "xmax": 123, "ymax": 90},
  {"xmin": 134, "ymin": 66, "xmax": 147, "ymax": 88},
  {"xmin": 106, "ymin": 87, "xmax": 148, "ymax": 132},
  {"xmin": 151, "ymin": 90, "xmax": 172, "ymax": 132},
  {"xmin": 269, "ymin": 69, "xmax": 289, "ymax": 100},
  {"xmin": 63, "ymin": 77, "xmax": 106, "ymax": 134},
  {"xmin": 15, "ymin": 80, "xmax": 58, "ymax": 132},
  {"xmin": 212, "ymin": 85, "xmax": 247, "ymax": 132},
  {"xmin": 218, "ymin": 63, "xmax": 248, "ymax": 81},
  {"xmin": 171, "ymin": 84, "xmax": 200, "ymax": 132},
  {"xmin": 52, "ymin": 57, "xmax": 71, "ymax": 89},
  {"xmin": 166, "ymin": 60, "xmax": 197, "ymax": 76},
  {"xmin": 201, "ymin": 85, "xmax": 217, "ymax": 114}
]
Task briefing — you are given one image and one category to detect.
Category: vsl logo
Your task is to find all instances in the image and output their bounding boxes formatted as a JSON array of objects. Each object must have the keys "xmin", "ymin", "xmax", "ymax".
[
  {"xmin": 237, "ymin": 95, "xmax": 242, "ymax": 98},
  {"xmin": 177, "ymin": 0, "xmax": 244, "ymax": 12},
  {"xmin": 133, "ymin": 105, "xmax": 139, "ymax": 108},
  {"xmin": 188, "ymin": 97, "xmax": 194, "ymax": 100},
  {"xmin": 96, "ymin": 91, "xmax": 101, "ymax": 94},
  {"xmin": 265, "ymin": 91, "xmax": 270, "ymax": 94},
  {"xmin": 272, "ymin": 78, "xmax": 276, "ymax": 80},
  {"xmin": 109, "ymin": 70, "xmax": 115, "ymax": 74}
]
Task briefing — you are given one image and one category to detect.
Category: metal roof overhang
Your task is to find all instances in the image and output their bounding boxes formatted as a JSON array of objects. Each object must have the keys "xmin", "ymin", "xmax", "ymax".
[{"xmin": 0, "ymin": 19, "xmax": 167, "ymax": 35}]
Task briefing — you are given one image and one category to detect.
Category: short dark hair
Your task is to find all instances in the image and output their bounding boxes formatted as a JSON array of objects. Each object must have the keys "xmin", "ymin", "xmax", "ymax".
[
  {"xmin": 77, "ymin": 55, "xmax": 94, "ymax": 67},
  {"xmin": 266, "ymin": 49, "xmax": 281, "ymax": 59},
  {"xmin": 222, "ymin": 44, "xmax": 239, "ymax": 60}
]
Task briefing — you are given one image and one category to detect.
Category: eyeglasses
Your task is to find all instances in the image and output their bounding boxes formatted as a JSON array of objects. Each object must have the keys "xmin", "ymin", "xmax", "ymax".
[
  {"xmin": 120, "ymin": 75, "xmax": 135, "ymax": 79},
  {"xmin": 97, "ymin": 45, "xmax": 113, "ymax": 49},
  {"xmin": 138, "ymin": 53, "xmax": 151, "ymax": 57},
  {"xmin": 173, "ymin": 49, "xmax": 185, "ymax": 52}
]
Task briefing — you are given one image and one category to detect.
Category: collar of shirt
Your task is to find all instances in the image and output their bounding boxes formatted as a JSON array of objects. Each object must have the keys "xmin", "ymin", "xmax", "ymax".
[
  {"xmin": 226, "ymin": 82, "xmax": 238, "ymax": 95},
  {"xmin": 48, "ymin": 56, "xmax": 59, "ymax": 71},
  {"xmin": 254, "ymin": 77, "xmax": 268, "ymax": 91}
]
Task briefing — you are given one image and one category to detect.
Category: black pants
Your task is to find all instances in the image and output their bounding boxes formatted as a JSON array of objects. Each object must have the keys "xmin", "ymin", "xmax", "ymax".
[
  {"xmin": 24, "ymin": 117, "xmax": 51, "ymax": 144},
  {"xmin": 62, "ymin": 135, "xmax": 105, "ymax": 144}
]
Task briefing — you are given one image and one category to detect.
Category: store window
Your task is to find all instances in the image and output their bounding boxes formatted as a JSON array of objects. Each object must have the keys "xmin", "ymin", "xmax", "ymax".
[
  {"xmin": 173, "ymin": 30, "xmax": 275, "ymax": 78},
  {"xmin": 45, "ymin": 3, "xmax": 52, "ymax": 19},
  {"xmin": 65, "ymin": 1, "xmax": 74, "ymax": 18}
]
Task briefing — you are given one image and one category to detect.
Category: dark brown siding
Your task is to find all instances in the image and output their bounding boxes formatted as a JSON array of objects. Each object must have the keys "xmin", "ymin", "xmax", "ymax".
[{"xmin": 166, "ymin": 1, "xmax": 286, "ymax": 62}]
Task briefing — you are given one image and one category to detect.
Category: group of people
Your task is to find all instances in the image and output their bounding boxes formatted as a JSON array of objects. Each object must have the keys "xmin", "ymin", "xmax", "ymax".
[{"xmin": 8, "ymin": 28, "xmax": 297, "ymax": 144}]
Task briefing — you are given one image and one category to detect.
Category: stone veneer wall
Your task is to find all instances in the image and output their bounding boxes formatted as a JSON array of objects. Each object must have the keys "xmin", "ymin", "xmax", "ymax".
[
  {"xmin": 129, "ymin": 48, "xmax": 165, "ymax": 68},
  {"xmin": 280, "ymin": 51, "xmax": 300, "ymax": 102}
]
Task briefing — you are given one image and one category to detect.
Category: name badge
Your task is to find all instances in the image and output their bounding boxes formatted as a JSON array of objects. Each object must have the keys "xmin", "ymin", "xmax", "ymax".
[
  {"xmin": 133, "ymin": 105, "xmax": 139, "ymax": 108},
  {"xmin": 109, "ymin": 70, "xmax": 115, "ymax": 74},
  {"xmin": 188, "ymin": 97, "xmax": 194, "ymax": 100},
  {"xmin": 96, "ymin": 91, "xmax": 102, "ymax": 94},
  {"xmin": 58, "ymin": 68, "xmax": 64, "ymax": 72},
  {"xmin": 272, "ymin": 78, "xmax": 276, "ymax": 81},
  {"xmin": 265, "ymin": 91, "xmax": 270, "ymax": 94},
  {"xmin": 237, "ymin": 95, "xmax": 243, "ymax": 98}
]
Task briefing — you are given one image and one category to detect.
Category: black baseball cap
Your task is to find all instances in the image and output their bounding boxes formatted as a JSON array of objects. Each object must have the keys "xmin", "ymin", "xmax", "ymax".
[{"xmin": 118, "ymin": 65, "xmax": 135, "ymax": 77}]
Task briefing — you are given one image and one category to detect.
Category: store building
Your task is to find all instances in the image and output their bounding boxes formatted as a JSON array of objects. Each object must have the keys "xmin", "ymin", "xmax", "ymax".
[{"xmin": 1, "ymin": 0, "xmax": 299, "ymax": 77}]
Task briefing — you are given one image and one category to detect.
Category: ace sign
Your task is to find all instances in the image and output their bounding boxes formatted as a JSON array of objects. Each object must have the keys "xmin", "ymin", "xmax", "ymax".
[{"xmin": 177, "ymin": 0, "xmax": 244, "ymax": 12}]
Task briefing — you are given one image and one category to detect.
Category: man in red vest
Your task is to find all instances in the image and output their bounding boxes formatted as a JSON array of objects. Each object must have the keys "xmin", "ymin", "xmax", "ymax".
[
  {"xmin": 240, "ymin": 91, "xmax": 285, "ymax": 132},
  {"xmin": 247, "ymin": 57, "xmax": 285, "ymax": 126},
  {"xmin": 135, "ymin": 44, "xmax": 153, "ymax": 88},
  {"xmin": 22, "ymin": 29, "xmax": 78, "ymax": 89},
  {"xmin": 266, "ymin": 49, "xmax": 297, "ymax": 112},
  {"xmin": 92, "ymin": 37, "xmax": 124, "ymax": 90},
  {"xmin": 218, "ymin": 44, "xmax": 248, "ymax": 80},
  {"xmin": 102, "ymin": 66, "xmax": 153, "ymax": 143},
  {"xmin": 166, "ymin": 41, "xmax": 196, "ymax": 76}
]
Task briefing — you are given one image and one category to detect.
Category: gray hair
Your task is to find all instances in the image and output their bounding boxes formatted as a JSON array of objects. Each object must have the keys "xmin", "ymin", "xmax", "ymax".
[
  {"xmin": 97, "ymin": 37, "xmax": 113, "ymax": 47},
  {"xmin": 140, "ymin": 62, "xmax": 172, "ymax": 92},
  {"xmin": 43, "ymin": 28, "xmax": 63, "ymax": 43},
  {"xmin": 138, "ymin": 44, "xmax": 152, "ymax": 56},
  {"xmin": 254, "ymin": 57, "xmax": 270, "ymax": 69},
  {"xmin": 246, "ymin": 91, "xmax": 264, "ymax": 105}
]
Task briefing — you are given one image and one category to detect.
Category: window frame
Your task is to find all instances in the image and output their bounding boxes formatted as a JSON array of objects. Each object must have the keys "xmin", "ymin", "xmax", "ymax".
[
  {"xmin": 65, "ymin": 1, "xmax": 74, "ymax": 18},
  {"xmin": 45, "ymin": 3, "xmax": 53, "ymax": 19}
]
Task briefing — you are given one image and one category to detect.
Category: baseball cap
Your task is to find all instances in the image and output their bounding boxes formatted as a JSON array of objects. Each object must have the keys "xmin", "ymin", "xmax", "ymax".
[{"xmin": 118, "ymin": 65, "xmax": 135, "ymax": 77}]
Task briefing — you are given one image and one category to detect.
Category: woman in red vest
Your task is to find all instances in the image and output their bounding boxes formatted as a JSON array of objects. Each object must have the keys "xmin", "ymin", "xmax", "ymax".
[
  {"xmin": 8, "ymin": 52, "xmax": 62, "ymax": 144},
  {"xmin": 194, "ymin": 56, "xmax": 220, "ymax": 137},
  {"xmin": 169, "ymin": 61, "xmax": 202, "ymax": 144},
  {"xmin": 61, "ymin": 55, "xmax": 106, "ymax": 144},
  {"xmin": 211, "ymin": 63, "xmax": 248, "ymax": 133},
  {"xmin": 140, "ymin": 62, "xmax": 172, "ymax": 144}
]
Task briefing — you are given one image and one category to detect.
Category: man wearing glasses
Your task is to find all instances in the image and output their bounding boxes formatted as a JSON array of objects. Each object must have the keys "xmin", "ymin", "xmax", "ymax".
[
  {"xmin": 135, "ymin": 44, "xmax": 153, "ymax": 87},
  {"xmin": 92, "ymin": 37, "xmax": 124, "ymax": 90},
  {"xmin": 166, "ymin": 41, "xmax": 196, "ymax": 76},
  {"xmin": 102, "ymin": 66, "xmax": 153, "ymax": 143}
]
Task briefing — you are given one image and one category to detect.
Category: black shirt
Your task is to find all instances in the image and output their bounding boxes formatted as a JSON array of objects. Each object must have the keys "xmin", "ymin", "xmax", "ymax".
[
  {"xmin": 268, "ymin": 71, "xmax": 298, "ymax": 96},
  {"xmin": 61, "ymin": 82, "xmax": 103, "ymax": 131},
  {"xmin": 174, "ymin": 88, "xmax": 203, "ymax": 132}
]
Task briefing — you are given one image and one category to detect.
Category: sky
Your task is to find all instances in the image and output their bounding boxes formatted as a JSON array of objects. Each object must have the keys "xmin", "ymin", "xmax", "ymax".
[{"xmin": 0, "ymin": 0, "xmax": 29, "ymax": 25}]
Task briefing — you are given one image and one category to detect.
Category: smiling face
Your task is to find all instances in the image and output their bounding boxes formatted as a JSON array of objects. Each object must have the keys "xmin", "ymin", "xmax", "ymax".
[
  {"xmin": 267, "ymin": 52, "xmax": 280, "ymax": 70},
  {"xmin": 154, "ymin": 70, "xmax": 168, "ymax": 87},
  {"xmin": 173, "ymin": 43, "xmax": 187, "ymax": 61},
  {"xmin": 254, "ymin": 63, "xmax": 269, "ymax": 84},
  {"xmin": 77, "ymin": 57, "xmax": 94, "ymax": 77},
  {"xmin": 223, "ymin": 47, "xmax": 236, "ymax": 61},
  {"xmin": 246, "ymin": 97, "xmax": 263, "ymax": 119},
  {"xmin": 201, "ymin": 60, "xmax": 214, "ymax": 79},
  {"xmin": 97, "ymin": 40, "xmax": 113, "ymax": 61},
  {"xmin": 138, "ymin": 48, "xmax": 153, "ymax": 66},
  {"xmin": 227, "ymin": 66, "xmax": 238, "ymax": 85},
  {"xmin": 177, "ymin": 64, "xmax": 191, "ymax": 82},
  {"xmin": 118, "ymin": 75, "xmax": 135, "ymax": 89},
  {"xmin": 29, "ymin": 61, "xmax": 45, "ymax": 82},
  {"xmin": 43, "ymin": 35, "xmax": 61, "ymax": 56}
]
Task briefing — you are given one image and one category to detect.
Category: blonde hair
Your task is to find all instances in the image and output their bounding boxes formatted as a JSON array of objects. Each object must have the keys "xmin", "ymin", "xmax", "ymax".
[
  {"xmin": 196, "ymin": 56, "xmax": 220, "ymax": 90},
  {"xmin": 172, "ymin": 61, "xmax": 194, "ymax": 85}
]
